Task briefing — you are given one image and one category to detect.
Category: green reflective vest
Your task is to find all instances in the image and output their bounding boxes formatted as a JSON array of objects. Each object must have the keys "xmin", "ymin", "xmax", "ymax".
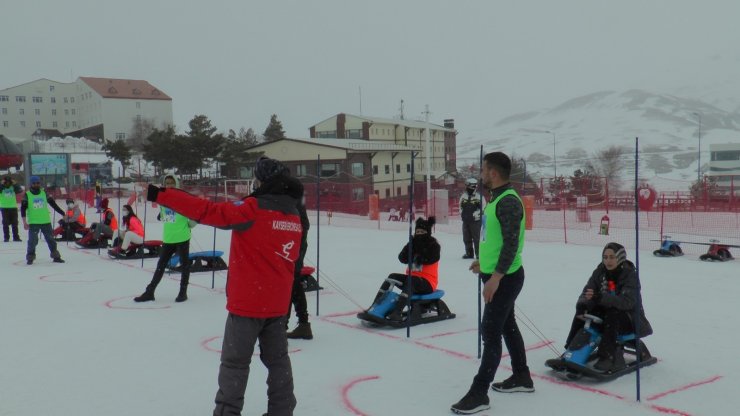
[
  {"xmin": 479, "ymin": 188, "xmax": 525, "ymax": 275},
  {"xmin": 161, "ymin": 206, "xmax": 191, "ymax": 244},
  {"xmin": 0, "ymin": 186, "xmax": 18, "ymax": 208},
  {"xmin": 26, "ymin": 190, "xmax": 51, "ymax": 225}
]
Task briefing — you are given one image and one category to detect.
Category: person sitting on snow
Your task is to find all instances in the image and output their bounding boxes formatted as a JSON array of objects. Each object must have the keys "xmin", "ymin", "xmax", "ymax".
[
  {"xmin": 78, "ymin": 198, "xmax": 117, "ymax": 246},
  {"xmin": 55, "ymin": 198, "xmax": 87, "ymax": 240},
  {"xmin": 564, "ymin": 242, "xmax": 653, "ymax": 372},
  {"xmin": 109, "ymin": 204, "xmax": 144, "ymax": 256},
  {"xmin": 369, "ymin": 216, "xmax": 440, "ymax": 319}
]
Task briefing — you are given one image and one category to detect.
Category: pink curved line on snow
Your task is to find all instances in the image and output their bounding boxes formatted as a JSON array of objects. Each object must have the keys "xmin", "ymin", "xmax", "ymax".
[
  {"xmin": 38, "ymin": 271, "xmax": 101, "ymax": 283},
  {"xmin": 200, "ymin": 335, "xmax": 301, "ymax": 355},
  {"xmin": 341, "ymin": 375, "xmax": 380, "ymax": 416},
  {"xmin": 646, "ymin": 375, "xmax": 723, "ymax": 401},
  {"xmin": 103, "ymin": 295, "xmax": 171, "ymax": 310}
]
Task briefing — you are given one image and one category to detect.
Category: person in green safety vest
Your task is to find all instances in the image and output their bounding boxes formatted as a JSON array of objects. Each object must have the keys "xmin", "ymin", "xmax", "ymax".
[
  {"xmin": 451, "ymin": 152, "xmax": 532, "ymax": 415},
  {"xmin": 134, "ymin": 174, "xmax": 196, "ymax": 303},
  {"xmin": 21, "ymin": 175, "xmax": 66, "ymax": 265},
  {"xmin": 1, "ymin": 175, "xmax": 24, "ymax": 242}
]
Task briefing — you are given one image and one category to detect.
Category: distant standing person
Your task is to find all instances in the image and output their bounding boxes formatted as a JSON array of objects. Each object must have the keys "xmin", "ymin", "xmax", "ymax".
[
  {"xmin": 286, "ymin": 177, "xmax": 313, "ymax": 340},
  {"xmin": 21, "ymin": 175, "xmax": 65, "ymax": 265},
  {"xmin": 134, "ymin": 175, "xmax": 195, "ymax": 303},
  {"xmin": 1, "ymin": 175, "xmax": 23, "ymax": 242},
  {"xmin": 451, "ymin": 152, "xmax": 532, "ymax": 415},
  {"xmin": 460, "ymin": 177, "xmax": 483, "ymax": 259}
]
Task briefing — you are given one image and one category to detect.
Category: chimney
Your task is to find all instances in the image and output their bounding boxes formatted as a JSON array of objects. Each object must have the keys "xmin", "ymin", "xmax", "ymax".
[{"xmin": 444, "ymin": 119, "xmax": 455, "ymax": 129}]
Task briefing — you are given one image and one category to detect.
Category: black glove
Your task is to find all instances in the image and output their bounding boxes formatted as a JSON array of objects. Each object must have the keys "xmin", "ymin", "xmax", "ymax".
[{"xmin": 147, "ymin": 184, "xmax": 163, "ymax": 202}]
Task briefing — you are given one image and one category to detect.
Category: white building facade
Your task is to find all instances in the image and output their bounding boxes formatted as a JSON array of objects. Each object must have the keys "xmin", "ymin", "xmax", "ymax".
[
  {"xmin": 0, "ymin": 77, "xmax": 172, "ymax": 141},
  {"xmin": 709, "ymin": 143, "xmax": 740, "ymax": 194}
]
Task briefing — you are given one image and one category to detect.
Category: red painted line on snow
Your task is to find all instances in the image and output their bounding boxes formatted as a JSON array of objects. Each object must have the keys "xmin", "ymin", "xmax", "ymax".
[
  {"xmin": 39, "ymin": 271, "xmax": 102, "ymax": 283},
  {"xmin": 321, "ymin": 311, "xmax": 695, "ymax": 416},
  {"xmin": 646, "ymin": 375, "xmax": 723, "ymax": 401},
  {"xmin": 103, "ymin": 295, "xmax": 171, "ymax": 310},
  {"xmin": 322, "ymin": 310, "xmax": 360, "ymax": 318},
  {"xmin": 416, "ymin": 327, "xmax": 478, "ymax": 340},
  {"xmin": 340, "ymin": 375, "xmax": 380, "ymax": 416},
  {"xmin": 502, "ymin": 339, "xmax": 554, "ymax": 358}
]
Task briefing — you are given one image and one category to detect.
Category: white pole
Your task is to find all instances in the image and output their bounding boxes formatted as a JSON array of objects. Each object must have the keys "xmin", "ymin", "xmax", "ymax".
[{"xmin": 424, "ymin": 104, "xmax": 431, "ymax": 216}]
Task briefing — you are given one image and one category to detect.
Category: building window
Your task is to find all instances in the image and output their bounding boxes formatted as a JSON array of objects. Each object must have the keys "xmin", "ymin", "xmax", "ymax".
[
  {"xmin": 296, "ymin": 164, "xmax": 307, "ymax": 177},
  {"xmin": 72, "ymin": 121, "xmax": 76, "ymax": 127},
  {"xmin": 115, "ymin": 133, "xmax": 126, "ymax": 139},
  {"xmin": 15, "ymin": 96, "xmax": 26, "ymax": 102},
  {"xmin": 346, "ymin": 129, "xmax": 362, "ymax": 139},
  {"xmin": 320, "ymin": 163, "xmax": 340, "ymax": 177},
  {"xmin": 36, "ymin": 121, "xmax": 41, "ymax": 128},
  {"xmin": 52, "ymin": 109, "xmax": 56, "ymax": 116},
  {"xmin": 35, "ymin": 109, "xmax": 40, "ymax": 116},
  {"xmin": 64, "ymin": 109, "xmax": 69, "ymax": 115},
  {"xmin": 385, "ymin": 188, "xmax": 390, "ymax": 198},
  {"xmin": 135, "ymin": 114, "xmax": 141, "ymax": 121},
  {"xmin": 372, "ymin": 165, "xmax": 378, "ymax": 175},
  {"xmin": 396, "ymin": 164, "xmax": 401, "ymax": 173},
  {"xmin": 352, "ymin": 187, "xmax": 365, "ymax": 201},
  {"xmin": 70, "ymin": 97, "xmax": 75, "ymax": 103},
  {"xmin": 71, "ymin": 109, "xmax": 76, "ymax": 115},
  {"xmin": 51, "ymin": 97, "xmax": 56, "ymax": 103},
  {"xmin": 317, "ymin": 130, "xmax": 337, "ymax": 138},
  {"xmin": 1, "ymin": 108, "xmax": 6, "ymax": 115},
  {"xmin": 32, "ymin": 96, "xmax": 42, "ymax": 103},
  {"xmin": 65, "ymin": 121, "xmax": 69, "ymax": 128},
  {"xmin": 20, "ymin": 121, "xmax": 26, "ymax": 127},
  {"xmin": 0, "ymin": 95, "xmax": 8, "ymax": 102},
  {"xmin": 19, "ymin": 109, "xmax": 24, "ymax": 115},
  {"xmin": 52, "ymin": 121, "xmax": 57, "ymax": 128},
  {"xmin": 397, "ymin": 187, "xmax": 402, "ymax": 195},
  {"xmin": 2, "ymin": 121, "xmax": 8, "ymax": 127},
  {"xmin": 351, "ymin": 162, "xmax": 364, "ymax": 176},
  {"xmin": 50, "ymin": 85, "xmax": 55, "ymax": 92},
  {"xmin": 64, "ymin": 97, "xmax": 68, "ymax": 103},
  {"xmin": 136, "ymin": 102, "xmax": 141, "ymax": 109},
  {"xmin": 384, "ymin": 165, "xmax": 390, "ymax": 174},
  {"xmin": 406, "ymin": 163, "xmax": 411, "ymax": 172}
]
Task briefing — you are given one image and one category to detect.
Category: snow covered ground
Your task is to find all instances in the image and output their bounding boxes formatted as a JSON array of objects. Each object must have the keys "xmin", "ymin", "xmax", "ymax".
[{"xmin": 1, "ymin": 202, "xmax": 737, "ymax": 416}]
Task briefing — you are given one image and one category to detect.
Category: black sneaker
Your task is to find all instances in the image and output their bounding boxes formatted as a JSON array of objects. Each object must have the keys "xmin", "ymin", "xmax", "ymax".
[
  {"xmin": 491, "ymin": 373, "xmax": 535, "ymax": 393},
  {"xmin": 462, "ymin": 254, "xmax": 474, "ymax": 259},
  {"xmin": 13, "ymin": 237, "xmax": 22, "ymax": 242},
  {"xmin": 451, "ymin": 391, "xmax": 490, "ymax": 414},
  {"xmin": 53, "ymin": 257, "xmax": 65, "ymax": 263}
]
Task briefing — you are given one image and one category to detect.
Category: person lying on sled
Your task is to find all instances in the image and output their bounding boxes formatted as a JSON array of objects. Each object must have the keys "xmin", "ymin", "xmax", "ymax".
[
  {"xmin": 564, "ymin": 242, "xmax": 653, "ymax": 372},
  {"xmin": 109, "ymin": 204, "xmax": 144, "ymax": 255},
  {"xmin": 370, "ymin": 216, "xmax": 440, "ymax": 319}
]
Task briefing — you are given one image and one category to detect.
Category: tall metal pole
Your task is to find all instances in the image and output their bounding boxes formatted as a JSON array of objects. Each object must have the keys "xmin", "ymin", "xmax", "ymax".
[
  {"xmin": 634, "ymin": 137, "xmax": 643, "ymax": 401},
  {"xmin": 315, "ymin": 154, "xmax": 321, "ymax": 316},
  {"xmin": 424, "ymin": 105, "xmax": 431, "ymax": 216},
  {"xmin": 693, "ymin": 112, "xmax": 702, "ymax": 182}
]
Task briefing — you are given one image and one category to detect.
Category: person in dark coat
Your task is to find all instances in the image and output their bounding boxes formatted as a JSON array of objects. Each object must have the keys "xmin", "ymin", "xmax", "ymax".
[
  {"xmin": 285, "ymin": 176, "xmax": 313, "ymax": 340},
  {"xmin": 565, "ymin": 242, "xmax": 653, "ymax": 372}
]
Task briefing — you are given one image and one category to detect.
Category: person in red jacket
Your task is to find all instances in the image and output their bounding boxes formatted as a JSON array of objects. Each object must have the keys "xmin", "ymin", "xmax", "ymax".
[
  {"xmin": 109, "ymin": 204, "xmax": 144, "ymax": 255},
  {"xmin": 146, "ymin": 157, "xmax": 301, "ymax": 416}
]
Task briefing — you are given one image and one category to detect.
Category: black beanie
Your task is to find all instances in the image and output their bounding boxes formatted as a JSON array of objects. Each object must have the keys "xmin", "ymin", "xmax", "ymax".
[
  {"xmin": 255, "ymin": 157, "xmax": 288, "ymax": 183},
  {"xmin": 415, "ymin": 216, "xmax": 436, "ymax": 234},
  {"xmin": 603, "ymin": 242, "xmax": 626, "ymax": 265}
]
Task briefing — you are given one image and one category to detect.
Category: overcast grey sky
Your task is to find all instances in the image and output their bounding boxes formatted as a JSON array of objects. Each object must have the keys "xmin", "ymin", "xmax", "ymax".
[{"xmin": 3, "ymin": 0, "xmax": 739, "ymax": 140}]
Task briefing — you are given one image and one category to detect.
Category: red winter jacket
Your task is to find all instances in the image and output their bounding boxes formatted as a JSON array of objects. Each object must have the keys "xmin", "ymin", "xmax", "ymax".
[{"xmin": 155, "ymin": 186, "xmax": 302, "ymax": 318}]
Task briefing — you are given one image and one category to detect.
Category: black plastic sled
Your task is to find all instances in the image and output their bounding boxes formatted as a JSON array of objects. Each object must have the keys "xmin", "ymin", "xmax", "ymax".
[
  {"xmin": 357, "ymin": 290, "xmax": 456, "ymax": 328},
  {"xmin": 299, "ymin": 266, "xmax": 323, "ymax": 292},
  {"xmin": 653, "ymin": 239, "xmax": 683, "ymax": 257},
  {"xmin": 167, "ymin": 250, "xmax": 228, "ymax": 273},
  {"xmin": 546, "ymin": 345, "xmax": 657, "ymax": 382},
  {"xmin": 107, "ymin": 240, "xmax": 162, "ymax": 260}
]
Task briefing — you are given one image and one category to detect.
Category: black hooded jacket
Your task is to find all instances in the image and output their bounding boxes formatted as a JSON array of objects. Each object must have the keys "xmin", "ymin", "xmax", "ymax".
[{"xmin": 576, "ymin": 260, "xmax": 653, "ymax": 338}]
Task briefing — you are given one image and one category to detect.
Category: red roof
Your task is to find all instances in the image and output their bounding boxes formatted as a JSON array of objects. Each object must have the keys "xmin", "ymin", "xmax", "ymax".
[{"xmin": 79, "ymin": 77, "xmax": 172, "ymax": 101}]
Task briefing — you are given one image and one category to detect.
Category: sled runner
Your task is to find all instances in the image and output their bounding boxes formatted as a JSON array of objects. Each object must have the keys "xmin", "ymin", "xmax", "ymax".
[
  {"xmin": 107, "ymin": 240, "xmax": 162, "ymax": 259},
  {"xmin": 167, "ymin": 250, "xmax": 228, "ymax": 273},
  {"xmin": 357, "ymin": 289, "xmax": 456, "ymax": 328},
  {"xmin": 545, "ymin": 314, "xmax": 657, "ymax": 381}
]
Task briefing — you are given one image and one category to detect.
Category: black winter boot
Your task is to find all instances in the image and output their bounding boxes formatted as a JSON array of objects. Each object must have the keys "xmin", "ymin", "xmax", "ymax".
[
  {"xmin": 134, "ymin": 285, "xmax": 156, "ymax": 302},
  {"xmin": 287, "ymin": 322, "xmax": 313, "ymax": 340},
  {"xmin": 26, "ymin": 254, "xmax": 35, "ymax": 265},
  {"xmin": 175, "ymin": 287, "xmax": 188, "ymax": 303}
]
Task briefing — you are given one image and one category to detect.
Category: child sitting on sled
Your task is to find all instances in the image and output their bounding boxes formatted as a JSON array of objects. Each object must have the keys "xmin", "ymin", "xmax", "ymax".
[
  {"xmin": 368, "ymin": 216, "xmax": 440, "ymax": 320},
  {"xmin": 563, "ymin": 242, "xmax": 653, "ymax": 372}
]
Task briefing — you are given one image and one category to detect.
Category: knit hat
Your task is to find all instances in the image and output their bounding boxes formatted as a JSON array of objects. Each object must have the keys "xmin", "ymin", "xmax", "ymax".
[
  {"xmin": 30, "ymin": 175, "xmax": 41, "ymax": 184},
  {"xmin": 254, "ymin": 157, "xmax": 288, "ymax": 183},
  {"xmin": 415, "ymin": 216, "xmax": 436, "ymax": 234},
  {"xmin": 603, "ymin": 242, "xmax": 626, "ymax": 265},
  {"xmin": 101, "ymin": 198, "xmax": 109, "ymax": 210}
]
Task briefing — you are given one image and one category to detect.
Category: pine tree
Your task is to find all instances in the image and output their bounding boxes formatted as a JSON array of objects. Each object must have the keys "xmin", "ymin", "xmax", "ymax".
[
  {"xmin": 263, "ymin": 114, "xmax": 286, "ymax": 142},
  {"xmin": 102, "ymin": 139, "xmax": 132, "ymax": 176}
]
